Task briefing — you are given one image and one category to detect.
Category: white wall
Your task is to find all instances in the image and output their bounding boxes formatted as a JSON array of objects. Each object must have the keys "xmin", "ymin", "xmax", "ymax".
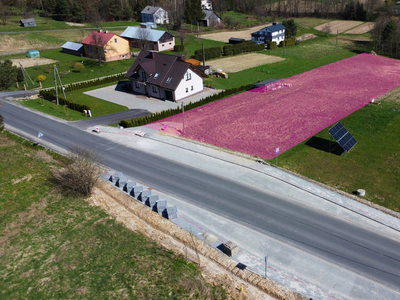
[
  {"xmin": 156, "ymin": 37, "xmax": 175, "ymax": 51},
  {"xmin": 174, "ymin": 69, "xmax": 203, "ymax": 101}
]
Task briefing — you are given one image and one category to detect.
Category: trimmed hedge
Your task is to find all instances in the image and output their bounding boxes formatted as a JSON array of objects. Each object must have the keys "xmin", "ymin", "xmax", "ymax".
[
  {"xmin": 43, "ymin": 73, "xmax": 126, "ymax": 94},
  {"xmin": 267, "ymin": 41, "xmax": 277, "ymax": 49},
  {"xmin": 39, "ymin": 90, "xmax": 90, "ymax": 113},
  {"xmin": 119, "ymin": 84, "xmax": 254, "ymax": 128},
  {"xmin": 278, "ymin": 38, "xmax": 296, "ymax": 47},
  {"xmin": 174, "ymin": 45, "xmax": 184, "ymax": 52},
  {"xmin": 192, "ymin": 42, "xmax": 264, "ymax": 60}
]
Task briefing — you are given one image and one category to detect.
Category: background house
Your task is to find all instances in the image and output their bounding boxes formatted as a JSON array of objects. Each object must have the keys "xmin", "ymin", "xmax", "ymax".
[
  {"xmin": 62, "ymin": 41, "xmax": 84, "ymax": 56},
  {"xmin": 120, "ymin": 27, "xmax": 175, "ymax": 52},
  {"xmin": 125, "ymin": 50, "xmax": 205, "ymax": 101},
  {"xmin": 251, "ymin": 23, "xmax": 286, "ymax": 45},
  {"xmin": 201, "ymin": 0, "xmax": 212, "ymax": 10},
  {"xmin": 20, "ymin": 18, "xmax": 36, "ymax": 27},
  {"xmin": 141, "ymin": 6, "xmax": 169, "ymax": 24},
  {"xmin": 198, "ymin": 10, "xmax": 222, "ymax": 27},
  {"xmin": 82, "ymin": 31, "xmax": 130, "ymax": 62}
]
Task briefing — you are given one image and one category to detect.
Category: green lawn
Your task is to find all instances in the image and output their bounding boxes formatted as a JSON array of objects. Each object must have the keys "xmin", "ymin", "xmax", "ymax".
[
  {"xmin": 204, "ymin": 34, "xmax": 373, "ymax": 89},
  {"xmin": 0, "ymin": 15, "xmax": 140, "ymax": 33},
  {"xmin": 19, "ymin": 83, "xmax": 129, "ymax": 120},
  {"xmin": 267, "ymin": 89, "xmax": 400, "ymax": 211},
  {"xmin": 0, "ymin": 132, "xmax": 226, "ymax": 299}
]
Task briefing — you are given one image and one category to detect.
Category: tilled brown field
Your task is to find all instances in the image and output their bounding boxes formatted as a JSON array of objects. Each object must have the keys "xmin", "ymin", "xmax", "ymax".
[
  {"xmin": 345, "ymin": 22, "xmax": 375, "ymax": 34},
  {"xmin": 201, "ymin": 24, "xmax": 269, "ymax": 42},
  {"xmin": 207, "ymin": 53, "xmax": 284, "ymax": 73},
  {"xmin": 315, "ymin": 20, "xmax": 364, "ymax": 34}
]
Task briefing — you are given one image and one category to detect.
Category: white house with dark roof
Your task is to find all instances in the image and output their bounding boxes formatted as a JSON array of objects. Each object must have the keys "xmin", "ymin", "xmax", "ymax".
[
  {"xmin": 125, "ymin": 50, "xmax": 205, "ymax": 101},
  {"xmin": 251, "ymin": 23, "xmax": 286, "ymax": 45},
  {"xmin": 120, "ymin": 26, "xmax": 175, "ymax": 51},
  {"xmin": 201, "ymin": 0, "xmax": 212, "ymax": 10},
  {"xmin": 141, "ymin": 6, "xmax": 169, "ymax": 24}
]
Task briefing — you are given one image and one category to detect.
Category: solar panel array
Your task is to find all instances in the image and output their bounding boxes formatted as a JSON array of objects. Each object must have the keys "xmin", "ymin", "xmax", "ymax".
[{"xmin": 328, "ymin": 122, "xmax": 357, "ymax": 152}]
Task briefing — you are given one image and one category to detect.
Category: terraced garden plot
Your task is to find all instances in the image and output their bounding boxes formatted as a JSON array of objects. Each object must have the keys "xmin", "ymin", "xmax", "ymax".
[
  {"xmin": 315, "ymin": 20, "xmax": 364, "ymax": 34},
  {"xmin": 145, "ymin": 53, "xmax": 400, "ymax": 159}
]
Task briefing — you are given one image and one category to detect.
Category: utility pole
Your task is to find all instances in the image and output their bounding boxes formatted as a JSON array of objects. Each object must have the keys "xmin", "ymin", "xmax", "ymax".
[
  {"xmin": 181, "ymin": 102, "xmax": 185, "ymax": 134},
  {"xmin": 53, "ymin": 65, "xmax": 67, "ymax": 105}
]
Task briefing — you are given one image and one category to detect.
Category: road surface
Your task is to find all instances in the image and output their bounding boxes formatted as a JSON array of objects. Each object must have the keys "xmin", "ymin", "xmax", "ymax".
[{"xmin": 1, "ymin": 101, "xmax": 400, "ymax": 296}]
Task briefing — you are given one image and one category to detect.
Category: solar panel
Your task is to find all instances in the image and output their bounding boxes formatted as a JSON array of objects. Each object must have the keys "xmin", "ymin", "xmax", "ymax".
[{"xmin": 328, "ymin": 122, "xmax": 357, "ymax": 152}]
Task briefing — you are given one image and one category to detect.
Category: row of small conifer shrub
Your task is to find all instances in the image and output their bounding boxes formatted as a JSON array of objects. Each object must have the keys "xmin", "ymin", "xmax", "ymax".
[
  {"xmin": 39, "ymin": 90, "xmax": 90, "ymax": 113},
  {"xmin": 119, "ymin": 84, "xmax": 254, "ymax": 128}
]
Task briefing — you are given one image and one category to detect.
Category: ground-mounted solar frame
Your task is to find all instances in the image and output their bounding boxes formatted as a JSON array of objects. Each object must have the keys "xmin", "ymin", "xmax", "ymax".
[{"xmin": 328, "ymin": 122, "xmax": 357, "ymax": 153}]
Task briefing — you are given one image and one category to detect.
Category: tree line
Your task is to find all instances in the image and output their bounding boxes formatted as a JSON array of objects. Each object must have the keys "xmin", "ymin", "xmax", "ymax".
[{"xmin": 1, "ymin": 0, "xmax": 396, "ymax": 25}]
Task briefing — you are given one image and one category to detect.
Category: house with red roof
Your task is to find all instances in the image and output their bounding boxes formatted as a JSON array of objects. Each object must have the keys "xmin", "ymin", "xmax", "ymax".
[{"xmin": 82, "ymin": 30, "xmax": 130, "ymax": 62}]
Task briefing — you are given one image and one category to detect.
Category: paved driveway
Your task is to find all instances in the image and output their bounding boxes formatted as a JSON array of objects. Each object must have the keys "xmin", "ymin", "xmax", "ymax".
[{"xmin": 84, "ymin": 84, "xmax": 221, "ymax": 113}]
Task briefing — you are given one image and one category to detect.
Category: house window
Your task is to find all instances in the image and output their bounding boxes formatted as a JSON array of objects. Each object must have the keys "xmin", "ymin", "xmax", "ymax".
[
  {"xmin": 114, "ymin": 38, "xmax": 118, "ymax": 43},
  {"xmin": 152, "ymin": 86, "xmax": 157, "ymax": 93},
  {"xmin": 186, "ymin": 87, "xmax": 188, "ymax": 93},
  {"xmin": 169, "ymin": 42, "xmax": 171, "ymax": 45},
  {"xmin": 166, "ymin": 76, "xmax": 172, "ymax": 83},
  {"xmin": 135, "ymin": 82, "xmax": 140, "ymax": 88},
  {"xmin": 191, "ymin": 86, "xmax": 193, "ymax": 91},
  {"xmin": 162, "ymin": 44, "xmax": 165, "ymax": 47},
  {"xmin": 185, "ymin": 71, "xmax": 191, "ymax": 81},
  {"xmin": 154, "ymin": 73, "xmax": 159, "ymax": 79}
]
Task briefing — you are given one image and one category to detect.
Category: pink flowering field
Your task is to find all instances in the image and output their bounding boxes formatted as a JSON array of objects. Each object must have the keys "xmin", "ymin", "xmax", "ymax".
[{"xmin": 145, "ymin": 53, "xmax": 400, "ymax": 159}]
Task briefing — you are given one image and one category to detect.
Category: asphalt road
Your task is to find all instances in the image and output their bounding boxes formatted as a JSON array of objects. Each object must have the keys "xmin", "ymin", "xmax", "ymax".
[
  {"xmin": 2, "ymin": 101, "xmax": 400, "ymax": 293},
  {"xmin": 70, "ymin": 109, "xmax": 151, "ymax": 129}
]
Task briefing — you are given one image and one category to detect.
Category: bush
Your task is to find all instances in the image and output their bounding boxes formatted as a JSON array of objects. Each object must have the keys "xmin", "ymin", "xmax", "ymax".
[
  {"xmin": 174, "ymin": 45, "xmax": 184, "ymax": 52},
  {"xmin": 53, "ymin": 146, "xmax": 102, "ymax": 196},
  {"xmin": 37, "ymin": 75, "xmax": 46, "ymax": 82},
  {"xmin": 73, "ymin": 62, "xmax": 84, "ymax": 72},
  {"xmin": 278, "ymin": 38, "xmax": 296, "ymax": 47}
]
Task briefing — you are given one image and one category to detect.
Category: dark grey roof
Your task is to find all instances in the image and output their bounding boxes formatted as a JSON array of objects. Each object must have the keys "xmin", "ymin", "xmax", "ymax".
[
  {"xmin": 62, "ymin": 41, "xmax": 83, "ymax": 51},
  {"xmin": 201, "ymin": 10, "xmax": 221, "ymax": 20},
  {"xmin": 253, "ymin": 78, "xmax": 282, "ymax": 88},
  {"xmin": 141, "ymin": 6, "xmax": 163, "ymax": 15},
  {"xmin": 263, "ymin": 23, "xmax": 286, "ymax": 32},
  {"xmin": 20, "ymin": 18, "xmax": 36, "ymax": 23},
  {"xmin": 229, "ymin": 38, "xmax": 244, "ymax": 42},
  {"xmin": 126, "ymin": 50, "xmax": 193, "ymax": 91}
]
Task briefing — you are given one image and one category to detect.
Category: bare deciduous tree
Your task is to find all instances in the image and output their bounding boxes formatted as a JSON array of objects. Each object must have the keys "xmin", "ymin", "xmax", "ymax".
[
  {"xmin": 53, "ymin": 146, "xmax": 103, "ymax": 196},
  {"xmin": 137, "ymin": 27, "xmax": 151, "ymax": 50},
  {"xmin": 322, "ymin": 23, "xmax": 332, "ymax": 36}
]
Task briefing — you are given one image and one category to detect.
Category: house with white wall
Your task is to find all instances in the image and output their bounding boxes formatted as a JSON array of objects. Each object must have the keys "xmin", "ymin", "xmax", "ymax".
[
  {"xmin": 201, "ymin": 0, "xmax": 212, "ymax": 10},
  {"xmin": 141, "ymin": 6, "xmax": 169, "ymax": 24},
  {"xmin": 125, "ymin": 51, "xmax": 205, "ymax": 101},
  {"xmin": 121, "ymin": 26, "xmax": 175, "ymax": 52},
  {"xmin": 251, "ymin": 23, "xmax": 286, "ymax": 45}
]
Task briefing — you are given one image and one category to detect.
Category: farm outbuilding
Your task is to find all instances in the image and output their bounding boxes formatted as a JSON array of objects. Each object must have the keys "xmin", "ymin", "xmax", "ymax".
[
  {"xmin": 26, "ymin": 50, "xmax": 40, "ymax": 58},
  {"xmin": 62, "ymin": 41, "xmax": 84, "ymax": 56},
  {"xmin": 229, "ymin": 38, "xmax": 245, "ymax": 44},
  {"xmin": 20, "ymin": 18, "xmax": 36, "ymax": 27}
]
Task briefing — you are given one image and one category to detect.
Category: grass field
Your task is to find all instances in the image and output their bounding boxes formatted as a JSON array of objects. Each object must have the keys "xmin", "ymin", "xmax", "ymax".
[
  {"xmin": 276, "ymin": 89, "xmax": 400, "ymax": 211},
  {"xmin": 0, "ymin": 132, "xmax": 226, "ymax": 298},
  {"xmin": 19, "ymin": 83, "xmax": 129, "ymax": 120}
]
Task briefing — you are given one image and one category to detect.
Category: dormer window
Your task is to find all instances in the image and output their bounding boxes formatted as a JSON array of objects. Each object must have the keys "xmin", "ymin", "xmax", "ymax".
[
  {"xmin": 154, "ymin": 73, "xmax": 159, "ymax": 79},
  {"xmin": 166, "ymin": 76, "xmax": 172, "ymax": 83}
]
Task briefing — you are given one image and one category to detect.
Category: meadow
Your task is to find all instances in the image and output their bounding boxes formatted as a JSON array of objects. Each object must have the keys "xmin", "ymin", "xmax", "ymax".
[{"xmin": 0, "ymin": 132, "xmax": 226, "ymax": 298}]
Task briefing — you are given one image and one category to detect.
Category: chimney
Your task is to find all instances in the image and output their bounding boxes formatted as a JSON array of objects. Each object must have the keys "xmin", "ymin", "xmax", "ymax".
[
  {"xmin": 99, "ymin": 29, "xmax": 102, "ymax": 33},
  {"xmin": 105, "ymin": 30, "xmax": 109, "ymax": 33},
  {"xmin": 273, "ymin": 22, "xmax": 276, "ymax": 26}
]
